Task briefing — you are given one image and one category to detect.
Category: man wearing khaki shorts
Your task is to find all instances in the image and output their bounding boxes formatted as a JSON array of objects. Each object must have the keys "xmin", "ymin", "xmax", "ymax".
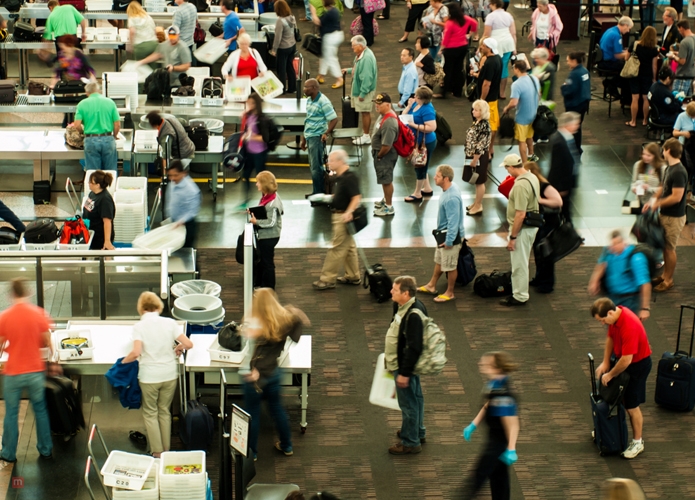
[
  {"xmin": 417, "ymin": 165, "xmax": 465, "ymax": 303},
  {"xmin": 502, "ymin": 61, "xmax": 540, "ymax": 162},
  {"xmin": 343, "ymin": 35, "xmax": 378, "ymax": 146},
  {"xmin": 644, "ymin": 138, "xmax": 687, "ymax": 292}
]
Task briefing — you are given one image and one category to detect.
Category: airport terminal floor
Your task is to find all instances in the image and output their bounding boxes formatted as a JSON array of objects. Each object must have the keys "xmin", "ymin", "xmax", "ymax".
[{"xmin": 2, "ymin": 1, "xmax": 695, "ymax": 499}]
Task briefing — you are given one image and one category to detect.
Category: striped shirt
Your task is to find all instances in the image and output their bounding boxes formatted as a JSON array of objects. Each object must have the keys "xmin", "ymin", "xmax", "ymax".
[
  {"xmin": 172, "ymin": 2, "xmax": 198, "ymax": 47},
  {"xmin": 304, "ymin": 92, "xmax": 337, "ymax": 138}
]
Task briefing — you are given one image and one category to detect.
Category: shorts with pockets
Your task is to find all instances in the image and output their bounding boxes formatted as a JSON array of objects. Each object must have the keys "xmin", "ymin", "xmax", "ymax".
[
  {"xmin": 351, "ymin": 90, "xmax": 376, "ymax": 112},
  {"xmin": 623, "ymin": 356, "xmax": 652, "ymax": 409},
  {"xmin": 372, "ymin": 151, "xmax": 397, "ymax": 184},
  {"xmin": 514, "ymin": 123, "xmax": 534, "ymax": 141},
  {"xmin": 660, "ymin": 213, "xmax": 686, "ymax": 251},
  {"xmin": 434, "ymin": 243, "xmax": 462, "ymax": 272}
]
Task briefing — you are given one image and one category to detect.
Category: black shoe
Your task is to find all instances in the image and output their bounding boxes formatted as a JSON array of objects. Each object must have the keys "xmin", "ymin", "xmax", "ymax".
[
  {"xmin": 500, "ymin": 296, "xmax": 527, "ymax": 307},
  {"xmin": 536, "ymin": 287, "xmax": 554, "ymax": 294},
  {"xmin": 529, "ymin": 279, "xmax": 538, "ymax": 287},
  {"xmin": 39, "ymin": 453, "xmax": 53, "ymax": 460}
]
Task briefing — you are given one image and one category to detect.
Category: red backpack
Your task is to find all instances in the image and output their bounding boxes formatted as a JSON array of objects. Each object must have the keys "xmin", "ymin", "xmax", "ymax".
[
  {"xmin": 60, "ymin": 216, "xmax": 90, "ymax": 245},
  {"xmin": 383, "ymin": 113, "xmax": 416, "ymax": 158}
]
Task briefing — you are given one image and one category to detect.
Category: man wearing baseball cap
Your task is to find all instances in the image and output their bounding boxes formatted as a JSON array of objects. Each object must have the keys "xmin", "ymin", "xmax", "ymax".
[
  {"xmin": 500, "ymin": 154, "xmax": 541, "ymax": 306},
  {"xmin": 137, "ymin": 25, "xmax": 192, "ymax": 85},
  {"xmin": 476, "ymin": 38, "xmax": 503, "ymax": 158},
  {"xmin": 371, "ymin": 93, "xmax": 399, "ymax": 217}
]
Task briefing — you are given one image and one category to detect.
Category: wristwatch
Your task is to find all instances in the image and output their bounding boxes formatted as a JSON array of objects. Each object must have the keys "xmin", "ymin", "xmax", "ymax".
[{"xmin": 510, "ymin": 236, "xmax": 517, "ymax": 240}]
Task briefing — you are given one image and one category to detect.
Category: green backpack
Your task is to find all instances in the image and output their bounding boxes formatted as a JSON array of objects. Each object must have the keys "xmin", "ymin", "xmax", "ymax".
[{"xmin": 406, "ymin": 308, "xmax": 447, "ymax": 376}]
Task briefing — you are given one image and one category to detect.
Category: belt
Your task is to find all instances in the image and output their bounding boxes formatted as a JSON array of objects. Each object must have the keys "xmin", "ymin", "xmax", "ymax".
[
  {"xmin": 85, "ymin": 133, "xmax": 113, "ymax": 137},
  {"xmin": 332, "ymin": 210, "xmax": 345, "ymax": 214}
]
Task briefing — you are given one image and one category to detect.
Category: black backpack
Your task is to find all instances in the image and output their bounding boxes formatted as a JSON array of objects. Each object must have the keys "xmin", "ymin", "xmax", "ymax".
[
  {"xmin": 456, "ymin": 240, "xmax": 477, "ymax": 286},
  {"xmin": 186, "ymin": 123, "xmax": 209, "ymax": 151},
  {"xmin": 435, "ymin": 113, "xmax": 452, "ymax": 145},
  {"xmin": 473, "ymin": 270, "xmax": 512, "ymax": 298},
  {"xmin": 201, "ymin": 77, "xmax": 224, "ymax": 98},
  {"xmin": 179, "ymin": 400, "xmax": 215, "ymax": 451},
  {"xmin": 24, "ymin": 219, "xmax": 60, "ymax": 244},
  {"xmin": 499, "ymin": 112, "xmax": 515, "ymax": 139},
  {"xmin": 363, "ymin": 264, "xmax": 393, "ymax": 303},
  {"xmin": 144, "ymin": 68, "xmax": 171, "ymax": 101},
  {"xmin": 264, "ymin": 117, "xmax": 284, "ymax": 152},
  {"xmin": 533, "ymin": 104, "xmax": 558, "ymax": 137},
  {"xmin": 218, "ymin": 322, "xmax": 242, "ymax": 351},
  {"xmin": 0, "ymin": 227, "xmax": 21, "ymax": 245},
  {"xmin": 630, "ymin": 244, "xmax": 661, "ymax": 280},
  {"xmin": 193, "ymin": 0, "xmax": 209, "ymax": 12}
]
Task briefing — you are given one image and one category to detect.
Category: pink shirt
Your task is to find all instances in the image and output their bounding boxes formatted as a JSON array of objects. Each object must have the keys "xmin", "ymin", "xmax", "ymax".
[{"xmin": 442, "ymin": 16, "xmax": 478, "ymax": 49}]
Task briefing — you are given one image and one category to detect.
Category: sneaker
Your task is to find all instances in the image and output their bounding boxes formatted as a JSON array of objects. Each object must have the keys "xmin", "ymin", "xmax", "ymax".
[
  {"xmin": 312, "ymin": 280, "xmax": 336, "ymax": 290},
  {"xmin": 274, "ymin": 441, "xmax": 293, "ymax": 456},
  {"xmin": 374, "ymin": 198, "xmax": 386, "ymax": 209},
  {"xmin": 388, "ymin": 443, "xmax": 422, "ymax": 455},
  {"xmin": 622, "ymin": 439, "xmax": 644, "ymax": 459},
  {"xmin": 374, "ymin": 205, "xmax": 395, "ymax": 217},
  {"xmin": 527, "ymin": 154, "xmax": 540, "ymax": 162},
  {"xmin": 0, "ymin": 459, "xmax": 15, "ymax": 471},
  {"xmin": 352, "ymin": 134, "xmax": 372, "ymax": 146},
  {"xmin": 535, "ymin": 138, "xmax": 549, "ymax": 144},
  {"xmin": 337, "ymin": 276, "xmax": 362, "ymax": 285}
]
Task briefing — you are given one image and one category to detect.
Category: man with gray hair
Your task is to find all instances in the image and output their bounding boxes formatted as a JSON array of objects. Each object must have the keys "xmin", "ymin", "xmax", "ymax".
[
  {"xmin": 599, "ymin": 16, "xmax": 632, "ymax": 73},
  {"xmin": 74, "ymin": 82, "xmax": 120, "ymax": 171},
  {"xmin": 547, "ymin": 111, "xmax": 581, "ymax": 223},
  {"xmin": 343, "ymin": 35, "xmax": 378, "ymax": 145}
]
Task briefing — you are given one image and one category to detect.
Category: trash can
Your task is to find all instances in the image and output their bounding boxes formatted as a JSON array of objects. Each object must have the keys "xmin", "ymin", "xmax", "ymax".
[
  {"xmin": 171, "ymin": 280, "xmax": 222, "ymax": 299},
  {"xmin": 189, "ymin": 118, "xmax": 225, "ymax": 135}
]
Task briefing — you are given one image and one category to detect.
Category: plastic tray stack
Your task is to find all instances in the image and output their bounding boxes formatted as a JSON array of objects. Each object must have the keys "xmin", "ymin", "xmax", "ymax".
[
  {"xmin": 144, "ymin": 0, "xmax": 167, "ymax": 12},
  {"xmin": 114, "ymin": 190, "xmax": 147, "ymax": 244},
  {"xmin": 134, "ymin": 130, "xmax": 159, "ymax": 151},
  {"xmin": 159, "ymin": 451, "xmax": 206, "ymax": 500},
  {"xmin": 103, "ymin": 72, "xmax": 139, "ymax": 112},
  {"xmin": 86, "ymin": 0, "xmax": 113, "ymax": 10}
]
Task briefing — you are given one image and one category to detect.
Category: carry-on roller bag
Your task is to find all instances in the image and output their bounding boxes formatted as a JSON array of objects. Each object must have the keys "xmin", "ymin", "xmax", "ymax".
[
  {"xmin": 341, "ymin": 75, "xmax": 359, "ymax": 129},
  {"xmin": 348, "ymin": 225, "xmax": 392, "ymax": 302},
  {"xmin": 655, "ymin": 304, "xmax": 695, "ymax": 411},
  {"xmin": 45, "ymin": 375, "xmax": 85, "ymax": 438},
  {"xmin": 588, "ymin": 353, "xmax": 629, "ymax": 455}
]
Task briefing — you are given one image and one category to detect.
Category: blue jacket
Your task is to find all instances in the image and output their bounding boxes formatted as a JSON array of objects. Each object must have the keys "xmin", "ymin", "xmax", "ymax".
[
  {"xmin": 105, "ymin": 358, "xmax": 141, "ymax": 410},
  {"xmin": 561, "ymin": 65, "xmax": 591, "ymax": 109}
]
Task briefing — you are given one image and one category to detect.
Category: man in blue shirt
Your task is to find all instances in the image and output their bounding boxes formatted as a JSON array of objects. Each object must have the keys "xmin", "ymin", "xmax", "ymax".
[
  {"xmin": 397, "ymin": 48, "xmax": 419, "ymax": 108},
  {"xmin": 599, "ymin": 16, "xmax": 632, "ymax": 72},
  {"xmin": 588, "ymin": 230, "xmax": 652, "ymax": 320},
  {"xmin": 301, "ymin": 78, "xmax": 338, "ymax": 196},
  {"xmin": 502, "ymin": 61, "xmax": 540, "ymax": 162},
  {"xmin": 220, "ymin": 0, "xmax": 244, "ymax": 52},
  {"xmin": 418, "ymin": 165, "xmax": 465, "ymax": 303},
  {"xmin": 165, "ymin": 160, "xmax": 201, "ymax": 248}
]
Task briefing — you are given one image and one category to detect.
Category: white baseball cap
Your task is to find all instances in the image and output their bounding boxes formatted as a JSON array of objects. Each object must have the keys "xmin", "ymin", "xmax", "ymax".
[{"xmin": 483, "ymin": 38, "xmax": 499, "ymax": 55}]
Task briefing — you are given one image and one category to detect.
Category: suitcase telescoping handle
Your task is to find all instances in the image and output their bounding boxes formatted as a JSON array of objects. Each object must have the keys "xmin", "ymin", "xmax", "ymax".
[
  {"xmin": 588, "ymin": 353, "xmax": 598, "ymax": 398},
  {"xmin": 676, "ymin": 305, "xmax": 695, "ymax": 357}
]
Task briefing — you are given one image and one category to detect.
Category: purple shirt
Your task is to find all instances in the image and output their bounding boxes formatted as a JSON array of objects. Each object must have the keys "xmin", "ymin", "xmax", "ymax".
[{"xmin": 245, "ymin": 114, "xmax": 268, "ymax": 154}]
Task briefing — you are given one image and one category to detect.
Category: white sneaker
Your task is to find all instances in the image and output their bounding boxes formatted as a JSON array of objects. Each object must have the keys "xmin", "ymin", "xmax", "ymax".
[
  {"xmin": 352, "ymin": 134, "xmax": 371, "ymax": 146},
  {"xmin": 374, "ymin": 205, "xmax": 395, "ymax": 217},
  {"xmin": 374, "ymin": 198, "xmax": 385, "ymax": 208},
  {"xmin": 622, "ymin": 439, "xmax": 644, "ymax": 459},
  {"xmin": 0, "ymin": 460, "xmax": 14, "ymax": 471}
]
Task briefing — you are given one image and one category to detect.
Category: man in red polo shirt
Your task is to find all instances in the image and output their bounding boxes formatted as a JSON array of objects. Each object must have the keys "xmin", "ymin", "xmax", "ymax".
[{"xmin": 591, "ymin": 297, "xmax": 652, "ymax": 459}]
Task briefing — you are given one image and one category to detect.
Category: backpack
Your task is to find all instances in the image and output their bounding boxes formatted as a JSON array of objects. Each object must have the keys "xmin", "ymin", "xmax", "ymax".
[
  {"xmin": 629, "ymin": 244, "xmax": 661, "ymax": 281},
  {"xmin": 180, "ymin": 400, "xmax": 215, "ymax": 451},
  {"xmin": 499, "ymin": 112, "xmax": 515, "ymax": 139},
  {"xmin": 363, "ymin": 263, "xmax": 392, "ymax": 303},
  {"xmin": 218, "ymin": 321, "xmax": 243, "ymax": 351},
  {"xmin": 435, "ymin": 113, "xmax": 452, "ymax": 145},
  {"xmin": 194, "ymin": 22, "xmax": 206, "ymax": 46},
  {"xmin": 60, "ymin": 216, "xmax": 90, "ymax": 245},
  {"xmin": 144, "ymin": 68, "xmax": 171, "ymax": 101},
  {"xmin": 533, "ymin": 104, "xmax": 558, "ymax": 137},
  {"xmin": 473, "ymin": 270, "xmax": 512, "ymax": 298},
  {"xmin": 384, "ymin": 113, "xmax": 415, "ymax": 157},
  {"xmin": 201, "ymin": 77, "xmax": 224, "ymax": 98},
  {"xmin": 406, "ymin": 308, "xmax": 447, "ymax": 376},
  {"xmin": 456, "ymin": 239, "xmax": 477, "ymax": 286},
  {"xmin": 263, "ymin": 116, "xmax": 284, "ymax": 152},
  {"xmin": 24, "ymin": 219, "xmax": 61, "ymax": 244}
]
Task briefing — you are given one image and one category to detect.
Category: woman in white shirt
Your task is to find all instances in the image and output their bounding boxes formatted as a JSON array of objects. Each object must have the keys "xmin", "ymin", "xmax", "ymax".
[
  {"xmin": 122, "ymin": 292, "xmax": 193, "ymax": 458},
  {"xmin": 127, "ymin": 1, "xmax": 158, "ymax": 63},
  {"xmin": 528, "ymin": 0, "xmax": 563, "ymax": 50},
  {"xmin": 483, "ymin": 0, "xmax": 516, "ymax": 99}
]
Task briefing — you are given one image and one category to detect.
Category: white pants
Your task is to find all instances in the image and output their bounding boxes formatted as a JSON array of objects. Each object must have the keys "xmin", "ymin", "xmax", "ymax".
[
  {"xmin": 319, "ymin": 30, "xmax": 345, "ymax": 78},
  {"xmin": 510, "ymin": 227, "xmax": 538, "ymax": 302}
]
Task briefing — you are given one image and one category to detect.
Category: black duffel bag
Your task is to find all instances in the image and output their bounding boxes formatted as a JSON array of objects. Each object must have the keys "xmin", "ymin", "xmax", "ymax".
[
  {"xmin": 24, "ymin": 219, "xmax": 60, "ymax": 244},
  {"xmin": 218, "ymin": 321, "xmax": 243, "ymax": 351},
  {"xmin": 473, "ymin": 270, "xmax": 512, "ymax": 298},
  {"xmin": 302, "ymin": 33, "xmax": 322, "ymax": 57},
  {"xmin": 53, "ymin": 80, "xmax": 87, "ymax": 104},
  {"xmin": 0, "ymin": 227, "xmax": 21, "ymax": 245},
  {"xmin": 631, "ymin": 209, "xmax": 665, "ymax": 250},
  {"xmin": 186, "ymin": 123, "xmax": 209, "ymax": 151}
]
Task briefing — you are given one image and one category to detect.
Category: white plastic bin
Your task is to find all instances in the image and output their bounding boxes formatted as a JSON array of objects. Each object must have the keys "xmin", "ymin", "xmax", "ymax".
[
  {"xmin": 101, "ymin": 451, "xmax": 155, "ymax": 491},
  {"xmin": 112, "ymin": 459, "xmax": 159, "ymax": 500},
  {"xmin": 132, "ymin": 224, "xmax": 186, "ymax": 255},
  {"xmin": 116, "ymin": 177, "xmax": 148, "ymax": 191},
  {"xmin": 159, "ymin": 451, "xmax": 206, "ymax": 492}
]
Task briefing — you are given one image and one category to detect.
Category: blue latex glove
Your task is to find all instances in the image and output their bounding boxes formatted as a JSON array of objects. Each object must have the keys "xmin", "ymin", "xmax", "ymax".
[
  {"xmin": 499, "ymin": 449, "xmax": 518, "ymax": 465},
  {"xmin": 463, "ymin": 423, "xmax": 477, "ymax": 441}
]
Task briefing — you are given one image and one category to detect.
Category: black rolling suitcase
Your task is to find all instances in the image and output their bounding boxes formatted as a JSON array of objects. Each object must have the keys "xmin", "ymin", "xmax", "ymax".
[
  {"xmin": 341, "ymin": 77, "xmax": 359, "ymax": 129},
  {"xmin": 655, "ymin": 305, "xmax": 695, "ymax": 411},
  {"xmin": 350, "ymin": 231, "xmax": 392, "ymax": 303},
  {"xmin": 588, "ymin": 353, "xmax": 629, "ymax": 456},
  {"xmin": 45, "ymin": 376, "xmax": 85, "ymax": 438}
]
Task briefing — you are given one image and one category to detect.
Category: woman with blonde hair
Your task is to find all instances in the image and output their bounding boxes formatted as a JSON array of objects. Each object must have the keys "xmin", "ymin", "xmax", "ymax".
[
  {"xmin": 627, "ymin": 26, "xmax": 659, "ymax": 128},
  {"xmin": 127, "ymin": 1, "xmax": 158, "ymax": 63},
  {"xmin": 248, "ymin": 171, "xmax": 284, "ymax": 289},
  {"xmin": 602, "ymin": 478, "xmax": 646, "ymax": 500},
  {"xmin": 122, "ymin": 292, "xmax": 193, "ymax": 458},
  {"xmin": 243, "ymin": 288, "xmax": 310, "ymax": 460},
  {"xmin": 464, "ymin": 100, "xmax": 491, "ymax": 216},
  {"xmin": 222, "ymin": 33, "xmax": 268, "ymax": 80}
]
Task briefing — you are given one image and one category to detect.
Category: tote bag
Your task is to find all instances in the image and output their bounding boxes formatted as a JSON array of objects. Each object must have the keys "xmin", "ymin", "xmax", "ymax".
[{"xmin": 620, "ymin": 42, "xmax": 640, "ymax": 78}]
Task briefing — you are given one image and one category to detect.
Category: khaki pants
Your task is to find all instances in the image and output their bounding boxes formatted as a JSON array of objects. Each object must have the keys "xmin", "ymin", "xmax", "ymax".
[
  {"xmin": 510, "ymin": 227, "xmax": 538, "ymax": 302},
  {"xmin": 319, "ymin": 213, "xmax": 360, "ymax": 284},
  {"xmin": 140, "ymin": 379, "xmax": 177, "ymax": 454}
]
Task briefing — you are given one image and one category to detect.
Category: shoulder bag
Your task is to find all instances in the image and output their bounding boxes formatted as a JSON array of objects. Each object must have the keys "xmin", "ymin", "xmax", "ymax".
[
  {"xmin": 517, "ymin": 177, "xmax": 544, "ymax": 227},
  {"xmin": 620, "ymin": 42, "xmax": 640, "ymax": 78},
  {"xmin": 409, "ymin": 131, "xmax": 428, "ymax": 167}
]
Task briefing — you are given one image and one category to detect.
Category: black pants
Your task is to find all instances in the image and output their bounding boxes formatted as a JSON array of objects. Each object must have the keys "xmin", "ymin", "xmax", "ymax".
[
  {"xmin": 565, "ymin": 101, "xmax": 589, "ymax": 153},
  {"xmin": 404, "ymin": 2, "xmax": 428, "ymax": 32},
  {"xmin": 443, "ymin": 45, "xmax": 468, "ymax": 97},
  {"xmin": 242, "ymin": 150, "xmax": 268, "ymax": 202},
  {"xmin": 184, "ymin": 218, "xmax": 198, "ymax": 248},
  {"xmin": 532, "ymin": 221, "xmax": 555, "ymax": 292},
  {"xmin": 254, "ymin": 237, "xmax": 280, "ymax": 289},
  {"xmin": 276, "ymin": 45, "xmax": 297, "ymax": 94},
  {"xmin": 381, "ymin": 0, "xmax": 390, "ymax": 18},
  {"xmin": 561, "ymin": 192, "xmax": 573, "ymax": 224},
  {"xmin": 462, "ymin": 440, "xmax": 510, "ymax": 500},
  {"xmin": 361, "ymin": 8, "xmax": 375, "ymax": 46}
]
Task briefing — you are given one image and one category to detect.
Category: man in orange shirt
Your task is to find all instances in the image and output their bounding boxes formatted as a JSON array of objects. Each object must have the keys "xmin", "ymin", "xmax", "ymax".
[{"xmin": 0, "ymin": 279, "xmax": 54, "ymax": 469}]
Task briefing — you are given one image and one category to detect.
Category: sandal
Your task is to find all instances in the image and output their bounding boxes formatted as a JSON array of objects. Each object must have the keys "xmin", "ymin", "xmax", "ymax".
[
  {"xmin": 377, "ymin": 14, "xmax": 388, "ymax": 19},
  {"xmin": 625, "ymin": 121, "xmax": 636, "ymax": 128},
  {"xmin": 331, "ymin": 81, "xmax": 344, "ymax": 89},
  {"xmin": 404, "ymin": 195, "xmax": 423, "ymax": 203},
  {"xmin": 317, "ymin": 77, "xmax": 325, "ymax": 84},
  {"xmin": 417, "ymin": 286, "xmax": 438, "ymax": 295},
  {"xmin": 433, "ymin": 294, "xmax": 455, "ymax": 303}
]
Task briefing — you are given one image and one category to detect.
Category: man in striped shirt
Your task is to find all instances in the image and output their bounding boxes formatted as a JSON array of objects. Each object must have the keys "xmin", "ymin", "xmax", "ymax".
[
  {"xmin": 301, "ymin": 78, "xmax": 338, "ymax": 196},
  {"xmin": 172, "ymin": 0, "xmax": 198, "ymax": 58}
]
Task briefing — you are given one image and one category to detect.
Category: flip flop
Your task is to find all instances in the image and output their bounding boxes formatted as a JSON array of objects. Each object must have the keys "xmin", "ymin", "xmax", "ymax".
[
  {"xmin": 433, "ymin": 294, "xmax": 455, "ymax": 303},
  {"xmin": 625, "ymin": 122, "xmax": 636, "ymax": 128},
  {"xmin": 417, "ymin": 286, "xmax": 438, "ymax": 295},
  {"xmin": 404, "ymin": 195, "xmax": 423, "ymax": 203}
]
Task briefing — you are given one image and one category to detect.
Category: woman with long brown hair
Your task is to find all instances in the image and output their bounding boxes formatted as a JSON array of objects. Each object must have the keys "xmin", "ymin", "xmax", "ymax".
[
  {"xmin": 627, "ymin": 26, "xmax": 659, "ymax": 128},
  {"xmin": 82, "ymin": 170, "xmax": 116, "ymax": 250},
  {"xmin": 631, "ymin": 142, "xmax": 665, "ymax": 206},
  {"xmin": 242, "ymin": 288, "xmax": 310, "ymax": 460}
]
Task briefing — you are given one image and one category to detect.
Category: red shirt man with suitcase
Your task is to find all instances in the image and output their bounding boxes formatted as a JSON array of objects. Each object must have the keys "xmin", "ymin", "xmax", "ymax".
[
  {"xmin": 591, "ymin": 297, "xmax": 653, "ymax": 459},
  {"xmin": 0, "ymin": 279, "xmax": 55, "ymax": 470}
]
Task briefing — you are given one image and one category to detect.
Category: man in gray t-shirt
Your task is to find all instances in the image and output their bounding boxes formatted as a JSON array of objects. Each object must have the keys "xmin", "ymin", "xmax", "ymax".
[
  {"xmin": 136, "ymin": 26, "xmax": 192, "ymax": 85},
  {"xmin": 371, "ymin": 93, "xmax": 399, "ymax": 217},
  {"xmin": 671, "ymin": 21, "xmax": 695, "ymax": 96}
]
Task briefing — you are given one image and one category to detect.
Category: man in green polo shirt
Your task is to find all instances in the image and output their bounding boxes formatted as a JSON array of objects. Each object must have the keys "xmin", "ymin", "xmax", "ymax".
[
  {"xmin": 44, "ymin": 0, "xmax": 87, "ymax": 53},
  {"xmin": 74, "ymin": 82, "xmax": 121, "ymax": 171}
]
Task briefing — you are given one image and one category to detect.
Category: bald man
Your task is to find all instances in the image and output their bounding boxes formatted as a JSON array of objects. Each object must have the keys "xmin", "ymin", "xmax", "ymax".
[{"xmin": 301, "ymin": 78, "xmax": 338, "ymax": 197}]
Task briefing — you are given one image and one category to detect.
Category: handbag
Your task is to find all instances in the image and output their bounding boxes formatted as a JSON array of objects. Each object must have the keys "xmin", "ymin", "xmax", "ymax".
[
  {"xmin": 409, "ymin": 132, "xmax": 428, "ymax": 167},
  {"xmin": 620, "ymin": 42, "xmax": 640, "ymax": 78},
  {"xmin": 498, "ymin": 175, "xmax": 515, "ymax": 199},
  {"xmin": 537, "ymin": 217, "xmax": 584, "ymax": 262},
  {"xmin": 28, "ymin": 81, "xmax": 50, "ymax": 95},
  {"xmin": 517, "ymin": 177, "xmax": 544, "ymax": 228},
  {"xmin": 59, "ymin": 216, "xmax": 90, "ymax": 245},
  {"xmin": 423, "ymin": 62, "xmax": 445, "ymax": 89},
  {"xmin": 350, "ymin": 204, "xmax": 369, "ymax": 233},
  {"xmin": 209, "ymin": 19, "xmax": 224, "ymax": 37},
  {"xmin": 217, "ymin": 321, "xmax": 243, "ymax": 351},
  {"xmin": 462, "ymin": 160, "xmax": 479, "ymax": 185},
  {"xmin": 302, "ymin": 33, "xmax": 322, "ymax": 57},
  {"xmin": 362, "ymin": 0, "xmax": 385, "ymax": 13},
  {"xmin": 235, "ymin": 230, "xmax": 260, "ymax": 265},
  {"xmin": 350, "ymin": 16, "xmax": 380, "ymax": 36},
  {"xmin": 631, "ymin": 208, "xmax": 665, "ymax": 249}
]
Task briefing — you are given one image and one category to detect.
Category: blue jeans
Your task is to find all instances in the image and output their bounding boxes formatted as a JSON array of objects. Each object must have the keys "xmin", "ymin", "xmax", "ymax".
[
  {"xmin": 242, "ymin": 368, "xmax": 292, "ymax": 454},
  {"xmin": 393, "ymin": 369, "xmax": 425, "ymax": 447},
  {"xmin": 306, "ymin": 135, "xmax": 325, "ymax": 195},
  {"xmin": 2, "ymin": 372, "xmax": 53, "ymax": 462},
  {"xmin": 84, "ymin": 136, "xmax": 117, "ymax": 171},
  {"xmin": 639, "ymin": 2, "xmax": 656, "ymax": 28},
  {"xmin": 303, "ymin": 0, "xmax": 311, "ymax": 20},
  {"xmin": 414, "ymin": 139, "xmax": 437, "ymax": 180}
]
